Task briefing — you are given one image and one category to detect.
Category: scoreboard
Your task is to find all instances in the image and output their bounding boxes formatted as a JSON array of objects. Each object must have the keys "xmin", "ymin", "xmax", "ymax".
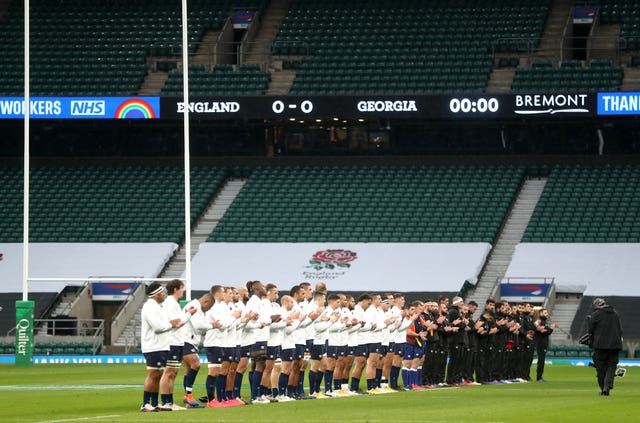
[{"xmin": 1, "ymin": 92, "xmax": 640, "ymax": 120}]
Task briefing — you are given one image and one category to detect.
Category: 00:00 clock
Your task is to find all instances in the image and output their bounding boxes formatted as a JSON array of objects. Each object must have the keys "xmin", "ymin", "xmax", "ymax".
[{"xmin": 449, "ymin": 97, "xmax": 499, "ymax": 113}]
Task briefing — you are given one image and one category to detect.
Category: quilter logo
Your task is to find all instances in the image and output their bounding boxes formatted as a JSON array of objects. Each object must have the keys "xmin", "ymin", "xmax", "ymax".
[{"xmin": 70, "ymin": 100, "xmax": 106, "ymax": 116}]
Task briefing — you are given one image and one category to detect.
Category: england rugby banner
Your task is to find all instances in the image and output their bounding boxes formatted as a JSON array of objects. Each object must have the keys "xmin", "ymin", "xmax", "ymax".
[{"xmin": 189, "ymin": 243, "xmax": 491, "ymax": 293}]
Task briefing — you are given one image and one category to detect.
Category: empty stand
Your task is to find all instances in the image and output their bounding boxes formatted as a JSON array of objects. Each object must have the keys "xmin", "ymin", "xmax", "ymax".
[
  {"xmin": 276, "ymin": 0, "xmax": 550, "ymax": 94},
  {"xmin": 523, "ymin": 165, "xmax": 640, "ymax": 242},
  {"xmin": 161, "ymin": 64, "xmax": 270, "ymax": 96},
  {"xmin": 511, "ymin": 59, "xmax": 624, "ymax": 92},
  {"xmin": 0, "ymin": 162, "xmax": 227, "ymax": 243},
  {"xmin": 0, "ymin": 0, "xmax": 229, "ymax": 96},
  {"xmin": 209, "ymin": 165, "xmax": 525, "ymax": 242}
]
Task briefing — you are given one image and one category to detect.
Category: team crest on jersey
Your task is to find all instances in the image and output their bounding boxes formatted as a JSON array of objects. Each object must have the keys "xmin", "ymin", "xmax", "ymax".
[{"xmin": 303, "ymin": 249, "xmax": 357, "ymax": 280}]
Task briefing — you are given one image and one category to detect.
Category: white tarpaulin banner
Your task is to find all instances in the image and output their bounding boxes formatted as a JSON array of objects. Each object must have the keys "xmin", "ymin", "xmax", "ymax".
[
  {"xmin": 189, "ymin": 242, "xmax": 492, "ymax": 293},
  {"xmin": 0, "ymin": 243, "xmax": 178, "ymax": 292},
  {"xmin": 505, "ymin": 243, "xmax": 640, "ymax": 296}
]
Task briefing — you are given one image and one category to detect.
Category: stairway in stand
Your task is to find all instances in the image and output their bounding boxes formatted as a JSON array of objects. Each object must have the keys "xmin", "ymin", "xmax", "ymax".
[{"xmin": 465, "ymin": 178, "xmax": 547, "ymax": 311}]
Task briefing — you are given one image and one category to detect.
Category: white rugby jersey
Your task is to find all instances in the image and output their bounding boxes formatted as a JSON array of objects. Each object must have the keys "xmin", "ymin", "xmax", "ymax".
[
  {"xmin": 203, "ymin": 300, "xmax": 235, "ymax": 348},
  {"xmin": 313, "ymin": 306, "xmax": 334, "ymax": 345},
  {"xmin": 290, "ymin": 301, "xmax": 310, "ymax": 346},
  {"xmin": 351, "ymin": 304, "xmax": 371, "ymax": 346},
  {"xmin": 140, "ymin": 298, "xmax": 173, "ymax": 354},
  {"xmin": 326, "ymin": 306, "xmax": 347, "ymax": 347},
  {"xmin": 163, "ymin": 295, "xmax": 192, "ymax": 347},
  {"xmin": 181, "ymin": 298, "xmax": 210, "ymax": 347},
  {"xmin": 282, "ymin": 308, "xmax": 301, "ymax": 350},
  {"xmin": 267, "ymin": 302, "xmax": 286, "ymax": 347}
]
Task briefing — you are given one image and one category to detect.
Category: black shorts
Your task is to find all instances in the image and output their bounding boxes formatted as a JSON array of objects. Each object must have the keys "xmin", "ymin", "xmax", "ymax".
[
  {"xmin": 347, "ymin": 345, "xmax": 357, "ymax": 357},
  {"xmin": 310, "ymin": 344, "xmax": 326, "ymax": 360},
  {"xmin": 233, "ymin": 346, "xmax": 241, "ymax": 362},
  {"xmin": 379, "ymin": 345, "xmax": 388, "ymax": 356},
  {"xmin": 393, "ymin": 342, "xmax": 406, "ymax": 357},
  {"xmin": 295, "ymin": 344, "xmax": 306, "ymax": 360},
  {"xmin": 167, "ymin": 344, "xmax": 184, "ymax": 368},
  {"xmin": 326, "ymin": 345, "xmax": 339, "ymax": 359},
  {"xmin": 252, "ymin": 341, "xmax": 267, "ymax": 353},
  {"xmin": 368, "ymin": 343, "xmax": 382, "ymax": 355},
  {"xmin": 267, "ymin": 345, "xmax": 281, "ymax": 360},
  {"xmin": 355, "ymin": 344, "xmax": 370, "ymax": 358},
  {"xmin": 240, "ymin": 345, "xmax": 252, "ymax": 358},
  {"xmin": 143, "ymin": 350, "xmax": 167, "ymax": 369},
  {"xmin": 205, "ymin": 346, "xmax": 224, "ymax": 364},
  {"xmin": 183, "ymin": 342, "xmax": 199, "ymax": 356},
  {"xmin": 223, "ymin": 347, "xmax": 236, "ymax": 362},
  {"xmin": 281, "ymin": 348, "xmax": 295, "ymax": 362},
  {"xmin": 305, "ymin": 339, "xmax": 313, "ymax": 352}
]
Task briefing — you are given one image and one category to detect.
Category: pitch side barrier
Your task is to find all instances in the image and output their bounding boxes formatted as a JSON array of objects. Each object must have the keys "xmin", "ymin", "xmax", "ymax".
[{"xmin": 2, "ymin": 92, "xmax": 640, "ymax": 120}]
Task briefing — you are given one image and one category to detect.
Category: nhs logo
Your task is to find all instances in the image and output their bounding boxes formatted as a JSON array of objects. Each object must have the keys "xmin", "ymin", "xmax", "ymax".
[{"xmin": 70, "ymin": 100, "xmax": 105, "ymax": 116}]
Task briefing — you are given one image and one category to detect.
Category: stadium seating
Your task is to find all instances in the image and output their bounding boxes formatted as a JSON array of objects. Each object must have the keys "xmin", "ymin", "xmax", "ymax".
[
  {"xmin": 277, "ymin": 0, "xmax": 550, "ymax": 94},
  {"xmin": 161, "ymin": 64, "xmax": 271, "ymax": 96},
  {"xmin": 578, "ymin": 0, "xmax": 640, "ymax": 50},
  {"xmin": 511, "ymin": 60, "xmax": 624, "ymax": 92},
  {"xmin": 0, "ymin": 0, "xmax": 230, "ymax": 96},
  {"xmin": 209, "ymin": 165, "xmax": 525, "ymax": 243},
  {"xmin": 522, "ymin": 165, "xmax": 640, "ymax": 242},
  {"xmin": 0, "ymin": 162, "xmax": 227, "ymax": 243}
]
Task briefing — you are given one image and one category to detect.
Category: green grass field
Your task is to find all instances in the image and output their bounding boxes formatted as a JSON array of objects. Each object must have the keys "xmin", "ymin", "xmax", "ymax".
[{"xmin": 1, "ymin": 362, "xmax": 638, "ymax": 423}]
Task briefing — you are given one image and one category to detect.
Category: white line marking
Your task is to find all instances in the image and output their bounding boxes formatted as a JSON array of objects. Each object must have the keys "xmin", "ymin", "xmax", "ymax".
[{"xmin": 0, "ymin": 384, "xmax": 140, "ymax": 391}]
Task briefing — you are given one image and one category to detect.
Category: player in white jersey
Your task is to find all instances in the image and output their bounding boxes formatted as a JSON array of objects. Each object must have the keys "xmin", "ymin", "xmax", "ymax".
[
  {"xmin": 349, "ymin": 294, "xmax": 373, "ymax": 393},
  {"xmin": 244, "ymin": 281, "xmax": 274, "ymax": 403},
  {"xmin": 259, "ymin": 283, "xmax": 284, "ymax": 403},
  {"xmin": 309, "ymin": 291, "xmax": 330, "ymax": 397},
  {"xmin": 139, "ymin": 283, "xmax": 189, "ymax": 412},
  {"xmin": 284, "ymin": 285, "xmax": 314, "ymax": 399},
  {"xmin": 364, "ymin": 294, "xmax": 385, "ymax": 393},
  {"xmin": 230, "ymin": 286, "xmax": 254, "ymax": 403},
  {"xmin": 179, "ymin": 292, "xmax": 213, "ymax": 407},
  {"xmin": 204, "ymin": 285, "xmax": 242, "ymax": 408},
  {"xmin": 389, "ymin": 293, "xmax": 412, "ymax": 390},
  {"xmin": 275, "ymin": 294, "xmax": 300, "ymax": 402},
  {"xmin": 322, "ymin": 294, "xmax": 346, "ymax": 396},
  {"xmin": 158, "ymin": 279, "xmax": 196, "ymax": 411}
]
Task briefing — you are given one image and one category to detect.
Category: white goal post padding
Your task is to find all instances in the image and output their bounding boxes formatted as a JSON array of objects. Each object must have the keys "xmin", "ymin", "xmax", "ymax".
[
  {"xmin": 0, "ymin": 243, "xmax": 178, "ymax": 292},
  {"xmin": 505, "ymin": 243, "xmax": 640, "ymax": 296},
  {"xmin": 188, "ymin": 242, "xmax": 492, "ymax": 293}
]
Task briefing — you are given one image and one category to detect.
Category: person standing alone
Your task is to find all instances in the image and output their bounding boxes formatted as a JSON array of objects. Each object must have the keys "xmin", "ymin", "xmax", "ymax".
[{"xmin": 584, "ymin": 298, "xmax": 623, "ymax": 396}]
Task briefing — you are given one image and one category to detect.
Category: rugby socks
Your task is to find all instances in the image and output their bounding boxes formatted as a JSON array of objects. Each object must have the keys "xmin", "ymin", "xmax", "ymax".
[
  {"xmin": 143, "ymin": 391, "xmax": 157, "ymax": 407},
  {"xmin": 251, "ymin": 371, "xmax": 263, "ymax": 399},
  {"xmin": 184, "ymin": 368, "xmax": 198, "ymax": 393},
  {"xmin": 160, "ymin": 393, "xmax": 173, "ymax": 406},
  {"xmin": 390, "ymin": 366, "xmax": 400, "ymax": 389},
  {"xmin": 278, "ymin": 372, "xmax": 289, "ymax": 396},
  {"xmin": 215, "ymin": 375, "xmax": 226, "ymax": 402},
  {"xmin": 334, "ymin": 378, "xmax": 342, "ymax": 391},
  {"xmin": 401, "ymin": 367, "xmax": 410, "ymax": 387},
  {"xmin": 309, "ymin": 370, "xmax": 317, "ymax": 394},
  {"xmin": 315, "ymin": 371, "xmax": 324, "ymax": 394},
  {"xmin": 417, "ymin": 366, "xmax": 423, "ymax": 386},
  {"xmin": 350, "ymin": 376, "xmax": 360, "ymax": 392},
  {"xmin": 297, "ymin": 370, "xmax": 305, "ymax": 395},
  {"xmin": 206, "ymin": 375, "xmax": 216, "ymax": 401},
  {"xmin": 375, "ymin": 368, "xmax": 383, "ymax": 387},
  {"xmin": 233, "ymin": 372, "xmax": 244, "ymax": 398},
  {"xmin": 324, "ymin": 370, "xmax": 334, "ymax": 393}
]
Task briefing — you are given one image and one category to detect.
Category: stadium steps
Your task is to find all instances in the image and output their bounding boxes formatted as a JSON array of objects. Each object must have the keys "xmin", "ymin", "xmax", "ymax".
[
  {"xmin": 161, "ymin": 178, "xmax": 247, "ymax": 279},
  {"xmin": 266, "ymin": 69, "xmax": 296, "ymax": 94},
  {"xmin": 590, "ymin": 24, "xmax": 621, "ymax": 61},
  {"xmin": 243, "ymin": 0, "xmax": 291, "ymax": 66},
  {"xmin": 190, "ymin": 30, "xmax": 222, "ymax": 67},
  {"xmin": 486, "ymin": 68, "xmax": 516, "ymax": 93},
  {"xmin": 621, "ymin": 66, "xmax": 640, "ymax": 90},
  {"xmin": 114, "ymin": 178, "xmax": 246, "ymax": 349},
  {"xmin": 465, "ymin": 178, "xmax": 547, "ymax": 310},
  {"xmin": 536, "ymin": 0, "xmax": 572, "ymax": 62},
  {"xmin": 137, "ymin": 71, "xmax": 169, "ymax": 96},
  {"xmin": 549, "ymin": 300, "xmax": 581, "ymax": 345}
]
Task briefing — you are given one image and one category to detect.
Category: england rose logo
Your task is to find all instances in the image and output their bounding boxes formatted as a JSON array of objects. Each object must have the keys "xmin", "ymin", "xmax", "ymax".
[{"xmin": 307, "ymin": 249, "xmax": 357, "ymax": 270}]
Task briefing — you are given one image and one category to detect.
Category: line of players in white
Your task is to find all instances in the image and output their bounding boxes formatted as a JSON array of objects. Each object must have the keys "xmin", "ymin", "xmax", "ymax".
[{"xmin": 140, "ymin": 279, "xmax": 429, "ymax": 411}]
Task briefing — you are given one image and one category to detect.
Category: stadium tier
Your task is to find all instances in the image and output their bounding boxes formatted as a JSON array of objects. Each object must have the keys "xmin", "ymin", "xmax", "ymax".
[
  {"xmin": 0, "ymin": 163, "xmax": 227, "ymax": 243},
  {"xmin": 511, "ymin": 59, "xmax": 624, "ymax": 92},
  {"xmin": 278, "ymin": 0, "xmax": 550, "ymax": 95},
  {"xmin": 523, "ymin": 165, "xmax": 640, "ymax": 243},
  {"xmin": 161, "ymin": 64, "xmax": 271, "ymax": 96},
  {"xmin": 578, "ymin": 0, "xmax": 640, "ymax": 49},
  {"xmin": 209, "ymin": 165, "xmax": 525, "ymax": 243},
  {"xmin": 0, "ymin": 0, "xmax": 232, "ymax": 96}
]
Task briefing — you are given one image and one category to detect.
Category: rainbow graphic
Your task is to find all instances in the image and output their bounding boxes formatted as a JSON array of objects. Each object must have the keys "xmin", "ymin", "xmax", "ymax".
[{"xmin": 114, "ymin": 98, "xmax": 157, "ymax": 119}]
